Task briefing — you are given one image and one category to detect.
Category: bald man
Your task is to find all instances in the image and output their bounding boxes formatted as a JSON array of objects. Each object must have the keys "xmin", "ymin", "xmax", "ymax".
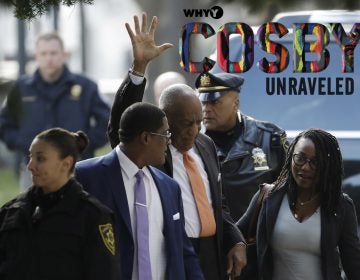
[{"xmin": 153, "ymin": 71, "xmax": 186, "ymax": 105}]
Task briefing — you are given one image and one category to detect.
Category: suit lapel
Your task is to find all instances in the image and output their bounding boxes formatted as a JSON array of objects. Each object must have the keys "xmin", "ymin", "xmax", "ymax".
[
  {"xmin": 194, "ymin": 137, "xmax": 220, "ymax": 208},
  {"xmin": 164, "ymin": 147, "xmax": 173, "ymax": 177},
  {"xmin": 149, "ymin": 167, "xmax": 182, "ymax": 277},
  {"xmin": 103, "ymin": 150, "xmax": 133, "ymax": 236},
  {"xmin": 149, "ymin": 167, "xmax": 171, "ymax": 225},
  {"xmin": 265, "ymin": 188, "xmax": 286, "ymax": 241},
  {"xmin": 148, "ymin": 167, "xmax": 173, "ymax": 245}
]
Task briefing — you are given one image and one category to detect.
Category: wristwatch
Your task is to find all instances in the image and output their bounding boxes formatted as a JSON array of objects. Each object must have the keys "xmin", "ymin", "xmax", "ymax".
[{"xmin": 129, "ymin": 68, "xmax": 144, "ymax": 77}]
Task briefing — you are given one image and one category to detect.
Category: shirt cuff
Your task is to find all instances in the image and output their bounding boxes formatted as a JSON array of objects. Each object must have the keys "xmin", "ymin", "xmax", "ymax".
[{"xmin": 129, "ymin": 71, "xmax": 145, "ymax": 85}]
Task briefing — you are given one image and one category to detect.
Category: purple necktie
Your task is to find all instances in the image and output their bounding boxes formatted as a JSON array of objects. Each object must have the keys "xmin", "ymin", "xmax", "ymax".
[{"xmin": 135, "ymin": 170, "xmax": 152, "ymax": 280}]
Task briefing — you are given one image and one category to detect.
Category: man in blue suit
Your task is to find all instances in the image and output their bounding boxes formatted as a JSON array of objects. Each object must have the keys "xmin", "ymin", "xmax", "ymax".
[{"xmin": 75, "ymin": 102, "xmax": 203, "ymax": 279}]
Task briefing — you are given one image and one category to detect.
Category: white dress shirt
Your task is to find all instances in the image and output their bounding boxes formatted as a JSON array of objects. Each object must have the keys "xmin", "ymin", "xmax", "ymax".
[
  {"xmin": 169, "ymin": 145, "xmax": 214, "ymax": 238},
  {"xmin": 116, "ymin": 146, "xmax": 166, "ymax": 280}
]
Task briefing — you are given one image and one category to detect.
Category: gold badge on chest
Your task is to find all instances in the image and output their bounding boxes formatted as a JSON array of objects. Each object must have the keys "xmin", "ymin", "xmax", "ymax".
[
  {"xmin": 252, "ymin": 147, "xmax": 269, "ymax": 171},
  {"xmin": 70, "ymin": 84, "xmax": 82, "ymax": 100}
]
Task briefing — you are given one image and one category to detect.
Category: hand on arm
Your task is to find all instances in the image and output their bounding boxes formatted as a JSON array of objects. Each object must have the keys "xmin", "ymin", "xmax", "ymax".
[{"xmin": 125, "ymin": 13, "xmax": 174, "ymax": 74}]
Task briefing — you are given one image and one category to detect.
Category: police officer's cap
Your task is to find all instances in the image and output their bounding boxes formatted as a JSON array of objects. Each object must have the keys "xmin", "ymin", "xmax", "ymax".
[{"xmin": 195, "ymin": 72, "xmax": 244, "ymax": 102}]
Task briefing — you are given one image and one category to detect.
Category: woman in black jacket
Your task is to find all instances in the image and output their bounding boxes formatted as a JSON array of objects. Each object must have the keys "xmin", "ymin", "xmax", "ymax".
[
  {"xmin": 238, "ymin": 128, "xmax": 360, "ymax": 280},
  {"xmin": 0, "ymin": 127, "xmax": 120, "ymax": 280}
]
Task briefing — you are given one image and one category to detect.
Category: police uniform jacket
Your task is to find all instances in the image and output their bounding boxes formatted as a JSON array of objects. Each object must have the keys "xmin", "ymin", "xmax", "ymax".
[
  {"xmin": 237, "ymin": 184, "xmax": 360, "ymax": 280},
  {"xmin": 0, "ymin": 66, "xmax": 110, "ymax": 159},
  {"xmin": 0, "ymin": 178, "xmax": 120, "ymax": 280},
  {"xmin": 211, "ymin": 114, "xmax": 287, "ymax": 221}
]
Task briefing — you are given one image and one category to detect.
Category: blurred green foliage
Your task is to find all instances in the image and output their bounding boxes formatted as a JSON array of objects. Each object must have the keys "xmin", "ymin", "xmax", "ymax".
[
  {"xmin": 0, "ymin": 168, "xmax": 19, "ymax": 207},
  {"xmin": 0, "ymin": 0, "xmax": 93, "ymax": 20}
]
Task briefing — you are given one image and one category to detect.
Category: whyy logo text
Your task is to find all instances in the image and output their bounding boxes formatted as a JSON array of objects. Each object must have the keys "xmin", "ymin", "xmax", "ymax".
[{"xmin": 183, "ymin": 6, "xmax": 223, "ymax": 19}]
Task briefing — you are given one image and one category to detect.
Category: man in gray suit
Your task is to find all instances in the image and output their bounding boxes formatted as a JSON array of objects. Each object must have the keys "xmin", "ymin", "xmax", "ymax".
[{"xmin": 107, "ymin": 13, "xmax": 247, "ymax": 280}]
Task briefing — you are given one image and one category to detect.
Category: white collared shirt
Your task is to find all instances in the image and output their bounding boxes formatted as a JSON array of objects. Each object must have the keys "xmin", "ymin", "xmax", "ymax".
[
  {"xmin": 169, "ymin": 145, "xmax": 213, "ymax": 238},
  {"xmin": 116, "ymin": 146, "xmax": 166, "ymax": 280}
]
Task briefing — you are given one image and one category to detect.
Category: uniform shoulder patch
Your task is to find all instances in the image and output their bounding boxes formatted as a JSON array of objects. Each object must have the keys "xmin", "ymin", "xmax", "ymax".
[
  {"xmin": 280, "ymin": 133, "xmax": 289, "ymax": 151},
  {"xmin": 99, "ymin": 223, "xmax": 116, "ymax": 256}
]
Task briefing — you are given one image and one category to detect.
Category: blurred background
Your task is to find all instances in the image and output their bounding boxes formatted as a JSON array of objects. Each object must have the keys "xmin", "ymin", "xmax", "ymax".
[{"xmin": 1, "ymin": 0, "xmax": 359, "ymax": 205}]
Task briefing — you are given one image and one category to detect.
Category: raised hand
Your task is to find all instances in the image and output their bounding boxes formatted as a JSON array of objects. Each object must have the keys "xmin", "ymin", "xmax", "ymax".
[{"xmin": 125, "ymin": 13, "xmax": 174, "ymax": 74}]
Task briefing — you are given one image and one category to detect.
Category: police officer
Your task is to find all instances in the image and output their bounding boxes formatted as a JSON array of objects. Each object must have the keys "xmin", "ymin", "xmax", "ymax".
[
  {"xmin": 196, "ymin": 72, "xmax": 288, "ymax": 221},
  {"xmin": 0, "ymin": 128, "xmax": 120, "ymax": 280},
  {"xmin": 0, "ymin": 32, "xmax": 110, "ymax": 190}
]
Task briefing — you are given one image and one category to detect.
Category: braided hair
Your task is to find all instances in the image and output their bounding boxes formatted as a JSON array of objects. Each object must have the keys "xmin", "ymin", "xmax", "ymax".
[{"xmin": 274, "ymin": 128, "xmax": 344, "ymax": 216}]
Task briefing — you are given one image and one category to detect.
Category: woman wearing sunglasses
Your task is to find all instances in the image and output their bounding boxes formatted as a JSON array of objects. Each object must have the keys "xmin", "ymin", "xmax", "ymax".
[{"xmin": 237, "ymin": 128, "xmax": 360, "ymax": 280}]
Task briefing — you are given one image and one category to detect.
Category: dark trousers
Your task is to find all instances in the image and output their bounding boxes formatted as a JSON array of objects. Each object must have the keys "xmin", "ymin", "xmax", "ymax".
[{"xmin": 190, "ymin": 236, "xmax": 222, "ymax": 280}]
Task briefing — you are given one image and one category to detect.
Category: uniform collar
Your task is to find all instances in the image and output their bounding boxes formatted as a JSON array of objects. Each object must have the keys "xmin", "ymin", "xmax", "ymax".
[
  {"xmin": 240, "ymin": 114, "xmax": 264, "ymax": 146},
  {"xmin": 32, "ymin": 178, "xmax": 84, "ymax": 216},
  {"xmin": 219, "ymin": 114, "xmax": 264, "ymax": 161},
  {"xmin": 29, "ymin": 65, "xmax": 75, "ymax": 86}
]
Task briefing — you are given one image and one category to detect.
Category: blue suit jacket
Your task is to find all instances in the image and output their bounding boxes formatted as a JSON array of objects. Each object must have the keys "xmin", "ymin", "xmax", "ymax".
[{"xmin": 75, "ymin": 149, "xmax": 203, "ymax": 280}]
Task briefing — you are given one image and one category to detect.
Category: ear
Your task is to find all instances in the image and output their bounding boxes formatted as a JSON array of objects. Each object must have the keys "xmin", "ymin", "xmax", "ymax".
[
  {"xmin": 61, "ymin": 156, "xmax": 74, "ymax": 173},
  {"xmin": 64, "ymin": 51, "xmax": 70, "ymax": 61},
  {"xmin": 139, "ymin": 131, "xmax": 150, "ymax": 146},
  {"xmin": 234, "ymin": 96, "xmax": 239, "ymax": 110},
  {"xmin": 34, "ymin": 52, "xmax": 40, "ymax": 63}
]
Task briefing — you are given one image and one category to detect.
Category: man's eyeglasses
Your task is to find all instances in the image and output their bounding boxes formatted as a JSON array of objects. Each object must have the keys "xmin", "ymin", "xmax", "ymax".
[
  {"xmin": 149, "ymin": 131, "xmax": 172, "ymax": 142},
  {"xmin": 292, "ymin": 154, "xmax": 317, "ymax": 170}
]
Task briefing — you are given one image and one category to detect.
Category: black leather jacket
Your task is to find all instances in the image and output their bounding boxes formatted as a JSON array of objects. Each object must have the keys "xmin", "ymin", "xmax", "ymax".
[{"xmin": 207, "ymin": 114, "xmax": 288, "ymax": 221}]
